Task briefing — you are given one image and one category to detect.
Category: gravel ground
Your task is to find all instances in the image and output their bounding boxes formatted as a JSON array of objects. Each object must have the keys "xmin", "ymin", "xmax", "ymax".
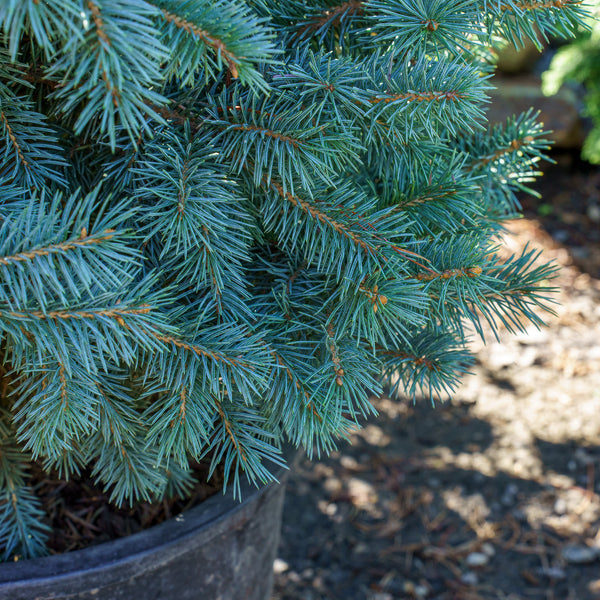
[{"xmin": 272, "ymin": 157, "xmax": 600, "ymax": 600}]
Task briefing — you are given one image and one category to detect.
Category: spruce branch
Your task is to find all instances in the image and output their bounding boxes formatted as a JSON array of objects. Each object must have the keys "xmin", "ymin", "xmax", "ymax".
[
  {"xmin": 365, "ymin": 0, "xmax": 484, "ymax": 59},
  {"xmin": 259, "ymin": 175, "xmax": 435, "ymax": 287},
  {"xmin": 270, "ymin": 50, "xmax": 373, "ymax": 122},
  {"xmin": 380, "ymin": 328, "xmax": 474, "ymax": 401},
  {"xmin": 133, "ymin": 125, "xmax": 254, "ymax": 318},
  {"xmin": 461, "ymin": 109, "xmax": 552, "ymax": 216},
  {"xmin": 0, "ymin": 187, "xmax": 140, "ymax": 312},
  {"xmin": 367, "ymin": 56, "xmax": 490, "ymax": 137},
  {"xmin": 13, "ymin": 361, "xmax": 97, "ymax": 477},
  {"xmin": 153, "ymin": 0, "xmax": 276, "ymax": 90},
  {"xmin": 0, "ymin": 0, "xmax": 82, "ymax": 60},
  {"xmin": 148, "ymin": 320, "xmax": 271, "ymax": 407},
  {"xmin": 484, "ymin": 0, "xmax": 589, "ymax": 47},
  {"xmin": 89, "ymin": 430, "xmax": 169, "ymax": 506},
  {"xmin": 208, "ymin": 398, "xmax": 284, "ymax": 499},
  {"xmin": 0, "ymin": 413, "xmax": 50, "ymax": 561},
  {"xmin": 471, "ymin": 245, "xmax": 559, "ymax": 336},
  {"xmin": 0, "ymin": 95, "xmax": 67, "ymax": 189},
  {"xmin": 47, "ymin": 0, "xmax": 168, "ymax": 148},
  {"xmin": 259, "ymin": 336, "xmax": 342, "ymax": 456},
  {"xmin": 207, "ymin": 90, "xmax": 362, "ymax": 193},
  {"xmin": 143, "ymin": 384, "xmax": 214, "ymax": 467}
]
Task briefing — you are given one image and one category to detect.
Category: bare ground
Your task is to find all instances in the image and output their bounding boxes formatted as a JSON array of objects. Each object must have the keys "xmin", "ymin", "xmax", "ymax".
[{"xmin": 272, "ymin": 156, "xmax": 600, "ymax": 600}]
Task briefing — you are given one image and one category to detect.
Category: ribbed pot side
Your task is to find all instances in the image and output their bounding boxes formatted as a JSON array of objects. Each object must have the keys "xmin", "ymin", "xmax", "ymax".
[{"xmin": 0, "ymin": 460, "xmax": 290, "ymax": 600}]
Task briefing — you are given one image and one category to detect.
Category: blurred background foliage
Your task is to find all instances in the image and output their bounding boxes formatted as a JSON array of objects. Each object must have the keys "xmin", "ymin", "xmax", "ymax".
[{"xmin": 543, "ymin": 0, "xmax": 600, "ymax": 164}]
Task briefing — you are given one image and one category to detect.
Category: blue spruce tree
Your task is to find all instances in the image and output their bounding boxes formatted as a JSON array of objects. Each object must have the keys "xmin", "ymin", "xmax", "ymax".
[{"xmin": 0, "ymin": 0, "xmax": 588, "ymax": 559}]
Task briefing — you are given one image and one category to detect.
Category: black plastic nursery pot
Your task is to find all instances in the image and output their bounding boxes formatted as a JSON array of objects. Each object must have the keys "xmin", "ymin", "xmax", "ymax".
[{"xmin": 0, "ymin": 456, "xmax": 290, "ymax": 600}]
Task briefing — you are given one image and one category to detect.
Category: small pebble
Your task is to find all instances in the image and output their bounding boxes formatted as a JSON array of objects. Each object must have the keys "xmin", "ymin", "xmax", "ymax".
[
  {"xmin": 588, "ymin": 204, "xmax": 600, "ymax": 223},
  {"xmin": 539, "ymin": 566, "xmax": 567, "ymax": 580},
  {"xmin": 273, "ymin": 558, "xmax": 289, "ymax": 574},
  {"xmin": 466, "ymin": 552, "xmax": 489, "ymax": 567},
  {"xmin": 352, "ymin": 542, "xmax": 370, "ymax": 555},
  {"xmin": 561, "ymin": 545, "xmax": 598, "ymax": 564},
  {"xmin": 287, "ymin": 570, "xmax": 301, "ymax": 583},
  {"xmin": 461, "ymin": 571, "xmax": 479, "ymax": 586},
  {"xmin": 340, "ymin": 455, "xmax": 359, "ymax": 470},
  {"xmin": 401, "ymin": 583, "xmax": 428, "ymax": 599},
  {"xmin": 554, "ymin": 497, "xmax": 568, "ymax": 515},
  {"xmin": 369, "ymin": 593, "xmax": 393, "ymax": 600}
]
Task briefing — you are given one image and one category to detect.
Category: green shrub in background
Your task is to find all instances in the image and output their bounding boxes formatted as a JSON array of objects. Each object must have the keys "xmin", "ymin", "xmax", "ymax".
[
  {"xmin": 0, "ymin": 0, "xmax": 587, "ymax": 560},
  {"xmin": 543, "ymin": 0, "xmax": 600, "ymax": 163}
]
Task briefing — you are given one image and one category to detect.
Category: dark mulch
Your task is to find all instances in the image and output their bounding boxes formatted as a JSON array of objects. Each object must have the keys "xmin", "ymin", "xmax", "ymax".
[
  {"xmin": 273, "ymin": 154, "xmax": 600, "ymax": 600},
  {"xmin": 31, "ymin": 460, "xmax": 224, "ymax": 554}
]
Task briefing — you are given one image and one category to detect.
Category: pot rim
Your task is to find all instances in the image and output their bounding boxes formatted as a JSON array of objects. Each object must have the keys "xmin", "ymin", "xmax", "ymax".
[{"xmin": 0, "ymin": 449, "xmax": 292, "ymax": 585}]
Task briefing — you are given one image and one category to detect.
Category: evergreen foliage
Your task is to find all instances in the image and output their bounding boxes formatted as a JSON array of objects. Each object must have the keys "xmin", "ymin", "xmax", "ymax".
[
  {"xmin": 0, "ymin": 0, "xmax": 587, "ymax": 560},
  {"xmin": 543, "ymin": 0, "xmax": 600, "ymax": 163}
]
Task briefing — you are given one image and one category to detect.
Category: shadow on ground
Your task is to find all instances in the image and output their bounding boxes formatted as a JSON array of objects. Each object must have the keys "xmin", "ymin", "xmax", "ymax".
[{"xmin": 274, "ymin": 398, "xmax": 600, "ymax": 600}]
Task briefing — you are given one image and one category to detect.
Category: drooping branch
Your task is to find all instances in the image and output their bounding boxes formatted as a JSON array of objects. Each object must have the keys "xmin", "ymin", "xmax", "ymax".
[
  {"xmin": 268, "ymin": 180, "xmax": 376, "ymax": 256},
  {"xmin": 468, "ymin": 137, "xmax": 533, "ymax": 170},
  {"xmin": 87, "ymin": 1, "xmax": 110, "ymax": 46},
  {"xmin": 176, "ymin": 387, "xmax": 186, "ymax": 425},
  {"xmin": 4, "ymin": 306, "xmax": 152, "ymax": 322},
  {"xmin": 58, "ymin": 363, "xmax": 68, "ymax": 410},
  {"xmin": 152, "ymin": 334, "xmax": 246, "ymax": 369},
  {"xmin": 267, "ymin": 179, "xmax": 436, "ymax": 272},
  {"xmin": 270, "ymin": 348, "xmax": 321, "ymax": 420},
  {"xmin": 399, "ymin": 188, "xmax": 459, "ymax": 208},
  {"xmin": 215, "ymin": 400, "xmax": 247, "ymax": 462},
  {"xmin": 177, "ymin": 159, "xmax": 191, "ymax": 220},
  {"xmin": 0, "ymin": 230, "xmax": 116, "ymax": 267},
  {"xmin": 0, "ymin": 110, "xmax": 32, "ymax": 178},
  {"xmin": 160, "ymin": 9, "xmax": 241, "ymax": 77}
]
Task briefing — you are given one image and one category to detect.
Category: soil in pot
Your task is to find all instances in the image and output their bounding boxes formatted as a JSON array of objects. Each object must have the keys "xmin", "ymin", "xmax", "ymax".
[{"xmin": 29, "ymin": 459, "xmax": 225, "ymax": 556}]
